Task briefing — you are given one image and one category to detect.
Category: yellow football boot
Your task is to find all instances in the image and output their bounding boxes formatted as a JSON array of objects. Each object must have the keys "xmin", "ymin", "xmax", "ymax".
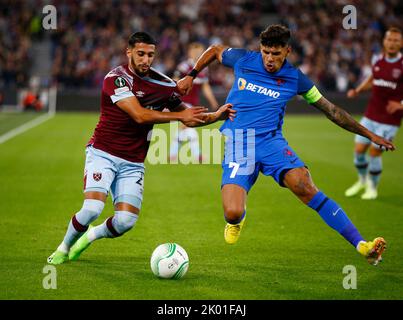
[
  {"xmin": 357, "ymin": 237, "xmax": 386, "ymax": 266},
  {"xmin": 224, "ymin": 215, "xmax": 246, "ymax": 244}
]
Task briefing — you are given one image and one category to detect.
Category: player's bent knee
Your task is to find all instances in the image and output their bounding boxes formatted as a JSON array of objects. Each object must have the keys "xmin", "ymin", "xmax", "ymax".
[
  {"xmin": 114, "ymin": 195, "xmax": 142, "ymax": 214},
  {"xmin": 224, "ymin": 205, "xmax": 245, "ymax": 222},
  {"xmin": 112, "ymin": 210, "xmax": 139, "ymax": 235},
  {"xmin": 301, "ymin": 188, "xmax": 320, "ymax": 204},
  {"xmin": 76, "ymin": 199, "xmax": 105, "ymax": 225},
  {"xmin": 84, "ymin": 191, "xmax": 107, "ymax": 202},
  {"xmin": 292, "ymin": 183, "xmax": 319, "ymax": 204},
  {"xmin": 369, "ymin": 145, "xmax": 383, "ymax": 157},
  {"xmin": 355, "ymin": 143, "xmax": 369, "ymax": 154},
  {"xmin": 114, "ymin": 202, "xmax": 140, "ymax": 215}
]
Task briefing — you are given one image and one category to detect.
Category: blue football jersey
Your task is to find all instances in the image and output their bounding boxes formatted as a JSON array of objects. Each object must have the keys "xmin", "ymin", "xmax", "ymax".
[{"xmin": 221, "ymin": 48, "xmax": 316, "ymax": 136}]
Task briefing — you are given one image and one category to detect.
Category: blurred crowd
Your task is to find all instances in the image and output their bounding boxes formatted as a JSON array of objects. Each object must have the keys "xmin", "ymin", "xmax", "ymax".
[
  {"xmin": 1, "ymin": 0, "xmax": 402, "ymax": 92},
  {"xmin": 0, "ymin": 0, "xmax": 41, "ymax": 88},
  {"xmin": 48, "ymin": 0, "xmax": 265, "ymax": 89},
  {"xmin": 276, "ymin": 0, "xmax": 402, "ymax": 92}
]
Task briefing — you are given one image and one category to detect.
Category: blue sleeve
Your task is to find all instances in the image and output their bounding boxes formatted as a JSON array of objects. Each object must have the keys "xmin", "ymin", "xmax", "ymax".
[
  {"xmin": 297, "ymin": 69, "xmax": 315, "ymax": 94},
  {"xmin": 222, "ymin": 48, "xmax": 248, "ymax": 68}
]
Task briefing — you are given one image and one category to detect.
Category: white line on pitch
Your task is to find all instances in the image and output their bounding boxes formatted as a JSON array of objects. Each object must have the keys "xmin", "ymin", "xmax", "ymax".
[{"xmin": 0, "ymin": 112, "xmax": 55, "ymax": 145}]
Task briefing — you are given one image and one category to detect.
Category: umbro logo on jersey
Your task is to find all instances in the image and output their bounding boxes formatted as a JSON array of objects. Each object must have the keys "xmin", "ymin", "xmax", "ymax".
[
  {"xmin": 135, "ymin": 91, "xmax": 145, "ymax": 97},
  {"xmin": 237, "ymin": 77, "xmax": 280, "ymax": 98}
]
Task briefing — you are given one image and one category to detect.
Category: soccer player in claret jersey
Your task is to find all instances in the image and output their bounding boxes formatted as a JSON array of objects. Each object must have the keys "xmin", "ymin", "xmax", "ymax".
[
  {"xmin": 345, "ymin": 27, "xmax": 403, "ymax": 200},
  {"xmin": 170, "ymin": 42, "xmax": 219, "ymax": 163},
  {"xmin": 47, "ymin": 32, "xmax": 235, "ymax": 265},
  {"xmin": 178, "ymin": 25, "xmax": 395, "ymax": 265}
]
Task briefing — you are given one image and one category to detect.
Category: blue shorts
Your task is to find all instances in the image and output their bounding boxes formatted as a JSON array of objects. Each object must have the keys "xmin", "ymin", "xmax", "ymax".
[
  {"xmin": 221, "ymin": 132, "xmax": 305, "ymax": 192},
  {"xmin": 84, "ymin": 146, "xmax": 145, "ymax": 210}
]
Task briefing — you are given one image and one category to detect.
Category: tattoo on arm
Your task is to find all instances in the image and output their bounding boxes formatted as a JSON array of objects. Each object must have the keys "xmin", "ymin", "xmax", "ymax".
[{"xmin": 312, "ymin": 97, "xmax": 372, "ymax": 138}]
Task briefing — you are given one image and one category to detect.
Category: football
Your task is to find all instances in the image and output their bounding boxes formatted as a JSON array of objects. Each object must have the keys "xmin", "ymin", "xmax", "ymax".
[{"xmin": 150, "ymin": 243, "xmax": 189, "ymax": 279}]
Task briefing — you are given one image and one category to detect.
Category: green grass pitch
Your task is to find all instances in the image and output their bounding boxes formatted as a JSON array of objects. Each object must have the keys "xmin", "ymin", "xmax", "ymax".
[{"xmin": 0, "ymin": 112, "xmax": 402, "ymax": 299}]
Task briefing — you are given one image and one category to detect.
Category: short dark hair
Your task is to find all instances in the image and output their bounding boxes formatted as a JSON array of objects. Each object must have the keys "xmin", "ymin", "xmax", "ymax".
[
  {"xmin": 260, "ymin": 25, "xmax": 291, "ymax": 47},
  {"xmin": 386, "ymin": 26, "xmax": 402, "ymax": 35},
  {"xmin": 128, "ymin": 32, "xmax": 156, "ymax": 48}
]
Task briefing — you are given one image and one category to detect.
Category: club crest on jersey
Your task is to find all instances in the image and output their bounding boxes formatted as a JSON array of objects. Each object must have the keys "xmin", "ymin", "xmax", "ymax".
[
  {"xmin": 276, "ymin": 78, "xmax": 285, "ymax": 85},
  {"xmin": 114, "ymin": 77, "xmax": 127, "ymax": 88},
  {"xmin": 392, "ymin": 68, "xmax": 401, "ymax": 79},
  {"xmin": 283, "ymin": 148, "xmax": 294, "ymax": 158},
  {"xmin": 93, "ymin": 172, "xmax": 102, "ymax": 182}
]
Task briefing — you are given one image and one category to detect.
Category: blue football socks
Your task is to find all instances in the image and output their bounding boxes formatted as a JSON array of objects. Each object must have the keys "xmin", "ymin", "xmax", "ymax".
[{"xmin": 308, "ymin": 191, "xmax": 364, "ymax": 247}]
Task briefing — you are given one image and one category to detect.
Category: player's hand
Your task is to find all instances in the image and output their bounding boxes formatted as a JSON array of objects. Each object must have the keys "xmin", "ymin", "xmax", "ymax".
[
  {"xmin": 215, "ymin": 103, "xmax": 236, "ymax": 121},
  {"xmin": 180, "ymin": 106, "xmax": 207, "ymax": 126},
  {"xmin": 386, "ymin": 100, "xmax": 403, "ymax": 114},
  {"xmin": 177, "ymin": 76, "xmax": 194, "ymax": 96},
  {"xmin": 370, "ymin": 134, "xmax": 395, "ymax": 151},
  {"xmin": 347, "ymin": 89, "xmax": 358, "ymax": 98}
]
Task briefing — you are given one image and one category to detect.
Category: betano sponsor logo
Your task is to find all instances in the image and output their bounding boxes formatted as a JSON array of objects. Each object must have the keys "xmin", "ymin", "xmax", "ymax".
[
  {"xmin": 373, "ymin": 78, "xmax": 397, "ymax": 90},
  {"xmin": 237, "ymin": 78, "xmax": 280, "ymax": 98}
]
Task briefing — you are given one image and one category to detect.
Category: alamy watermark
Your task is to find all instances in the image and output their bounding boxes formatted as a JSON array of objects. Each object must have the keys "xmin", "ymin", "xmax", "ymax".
[
  {"xmin": 42, "ymin": 5, "xmax": 57, "ymax": 30},
  {"xmin": 147, "ymin": 122, "xmax": 256, "ymax": 176},
  {"xmin": 42, "ymin": 265, "xmax": 57, "ymax": 289},
  {"xmin": 342, "ymin": 265, "xmax": 357, "ymax": 289},
  {"xmin": 342, "ymin": 5, "xmax": 357, "ymax": 30}
]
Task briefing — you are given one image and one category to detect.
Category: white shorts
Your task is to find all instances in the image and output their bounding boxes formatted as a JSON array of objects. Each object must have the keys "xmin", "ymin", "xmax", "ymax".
[
  {"xmin": 83, "ymin": 146, "xmax": 145, "ymax": 210},
  {"xmin": 355, "ymin": 117, "xmax": 399, "ymax": 148}
]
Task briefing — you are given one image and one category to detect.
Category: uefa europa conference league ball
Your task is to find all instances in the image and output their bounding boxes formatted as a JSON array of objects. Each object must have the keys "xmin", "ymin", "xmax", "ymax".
[{"xmin": 150, "ymin": 243, "xmax": 189, "ymax": 279}]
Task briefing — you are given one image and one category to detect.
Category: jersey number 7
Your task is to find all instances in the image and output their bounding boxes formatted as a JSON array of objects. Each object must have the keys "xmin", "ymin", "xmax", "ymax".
[{"xmin": 229, "ymin": 162, "xmax": 240, "ymax": 178}]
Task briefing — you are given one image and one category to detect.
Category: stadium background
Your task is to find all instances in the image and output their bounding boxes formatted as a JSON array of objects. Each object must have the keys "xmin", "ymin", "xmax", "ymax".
[
  {"xmin": 0, "ymin": 0, "xmax": 402, "ymax": 301},
  {"xmin": 1, "ymin": 0, "xmax": 402, "ymax": 111}
]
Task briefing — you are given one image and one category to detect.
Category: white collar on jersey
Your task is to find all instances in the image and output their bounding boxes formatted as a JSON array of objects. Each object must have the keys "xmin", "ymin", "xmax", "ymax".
[
  {"xmin": 385, "ymin": 52, "xmax": 402, "ymax": 63},
  {"xmin": 131, "ymin": 66, "xmax": 177, "ymax": 87}
]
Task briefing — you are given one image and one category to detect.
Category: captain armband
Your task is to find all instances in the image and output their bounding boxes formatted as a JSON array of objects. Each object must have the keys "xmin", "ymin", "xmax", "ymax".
[{"xmin": 302, "ymin": 86, "xmax": 323, "ymax": 104}]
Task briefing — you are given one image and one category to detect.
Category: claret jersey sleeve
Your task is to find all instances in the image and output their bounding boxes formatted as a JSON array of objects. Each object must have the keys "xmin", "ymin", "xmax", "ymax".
[{"xmin": 103, "ymin": 75, "xmax": 135, "ymax": 104}]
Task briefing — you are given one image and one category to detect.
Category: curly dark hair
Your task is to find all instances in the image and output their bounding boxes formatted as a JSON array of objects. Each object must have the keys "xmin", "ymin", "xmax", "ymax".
[{"xmin": 260, "ymin": 25, "xmax": 291, "ymax": 47}]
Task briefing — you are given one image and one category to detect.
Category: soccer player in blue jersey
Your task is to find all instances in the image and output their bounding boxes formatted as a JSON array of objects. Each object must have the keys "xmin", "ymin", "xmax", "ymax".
[{"xmin": 178, "ymin": 25, "xmax": 395, "ymax": 265}]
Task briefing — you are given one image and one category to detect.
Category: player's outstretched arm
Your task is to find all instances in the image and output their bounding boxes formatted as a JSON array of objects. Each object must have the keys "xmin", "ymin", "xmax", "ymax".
[
  {"xmin": 116, "ymin": 96, "xmax": 207, "ymax": 125},
  {"xmin": 347, "ymin": 74, "xmax": 373, "ymax": 98},
  {"xmin": 311, "ymin": 96, "xmax": 395, "ymax": 151},
  {"xmin": 172, "ymin": 102, "xmax": 235, "ymax": 127},
  {"xmin": 177, "ymin": 44, "xmax": 228, "ymax": 96}
]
